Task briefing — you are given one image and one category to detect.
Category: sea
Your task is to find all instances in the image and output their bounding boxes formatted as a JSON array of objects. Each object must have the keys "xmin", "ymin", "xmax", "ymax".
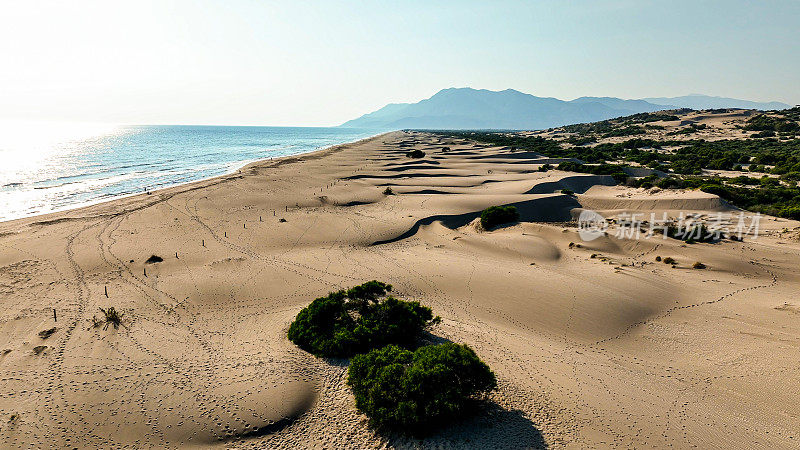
[{"xmin": 0, "ymin": 122, "xmax": 381, "ymax": 222}]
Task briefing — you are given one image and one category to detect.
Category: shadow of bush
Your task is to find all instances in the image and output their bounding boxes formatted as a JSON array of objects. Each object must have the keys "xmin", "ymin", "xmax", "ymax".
[{"xmin": 385, "ymin": 401, "xmax": 547, "ymax": 449}]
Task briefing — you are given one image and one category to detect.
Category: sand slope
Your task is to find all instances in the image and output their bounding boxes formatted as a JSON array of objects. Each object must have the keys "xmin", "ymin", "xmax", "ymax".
[{"xmin": 0, "ymin": 131, "xmax": 799, "ymax": 448}]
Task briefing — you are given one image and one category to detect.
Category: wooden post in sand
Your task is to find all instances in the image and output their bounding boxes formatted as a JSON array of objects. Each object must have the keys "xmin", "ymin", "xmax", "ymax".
[
  {"xmin": 104, "ymin": 285, "xmax": 108, "ymax": 297},
  {"xmin": 53, "ymin": 308, "xmax": 57, "ymax": 322},
  {"xmin": 202, "ymin": 239, "xmax": 205, "ymax": 247},
  {"xmin": 144, "ymin": 267, "xmax": 147, "ymax": 277},
  {"xmin": 224, "ymin": 231, "xmax": 227, "ymax": 237},
  {"xmin": 176, "ymin": 252, "xmax": 179, "ymax": 259},
  {"xmin": 243, "ymin": 223, "xmax": 246, "ymax": 229}
]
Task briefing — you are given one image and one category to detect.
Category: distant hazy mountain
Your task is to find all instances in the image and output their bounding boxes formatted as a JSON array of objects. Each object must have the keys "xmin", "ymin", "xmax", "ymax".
[
  {"xmin": 643, "ymin": 94, "xmax": 790, "ymax": 111},
  {"xmin": 340, "ymin": 88, "xmax": 790, "ymax": 130}
]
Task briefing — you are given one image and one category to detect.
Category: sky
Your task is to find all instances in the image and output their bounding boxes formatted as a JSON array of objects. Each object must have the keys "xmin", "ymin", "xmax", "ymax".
[{"xmin": 1, "ymin": 0, "xmax": 798, "ymax": 126}]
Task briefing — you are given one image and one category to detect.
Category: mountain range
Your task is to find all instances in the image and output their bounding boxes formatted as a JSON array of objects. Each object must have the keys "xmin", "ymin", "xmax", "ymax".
[{"xmin": 340, "ymin": 88, "xmax": 790, "ymax": 130}]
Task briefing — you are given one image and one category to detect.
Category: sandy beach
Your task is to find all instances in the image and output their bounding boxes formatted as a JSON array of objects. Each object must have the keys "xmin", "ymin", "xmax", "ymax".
[{"xmin": 1, "ymin": 130, "xmax": 799, "ymax": 448}]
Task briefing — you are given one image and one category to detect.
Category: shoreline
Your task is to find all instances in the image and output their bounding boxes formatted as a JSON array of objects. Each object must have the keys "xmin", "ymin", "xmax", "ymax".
[{"xmin": 0, "ymin": 131, "xmax": 391, "ymax": 231}]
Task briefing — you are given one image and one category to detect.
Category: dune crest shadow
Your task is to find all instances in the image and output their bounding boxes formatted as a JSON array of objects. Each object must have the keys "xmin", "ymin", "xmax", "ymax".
[{"xmin": 371, "ymin": 195, "xmax": 581, "ymax": 246}]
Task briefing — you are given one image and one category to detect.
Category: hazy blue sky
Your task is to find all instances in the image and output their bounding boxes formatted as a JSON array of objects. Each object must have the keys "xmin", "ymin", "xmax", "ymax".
[{"xmin": 1, "ymin": 0, "xmax": 798, "ymax": 126}]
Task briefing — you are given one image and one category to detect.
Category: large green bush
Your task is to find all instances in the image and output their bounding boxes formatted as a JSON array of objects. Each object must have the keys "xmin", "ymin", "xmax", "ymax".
[
  {"xmin": 480, "ymin": 205, "xmax": 519, "ymax": 230},
  {"xmin": 287, "ymin": 281, "xmax": 439, "ymax": 358},
  {"xmin": 347, "ymin": 343, "xmax": 497, "ymax": 432}
]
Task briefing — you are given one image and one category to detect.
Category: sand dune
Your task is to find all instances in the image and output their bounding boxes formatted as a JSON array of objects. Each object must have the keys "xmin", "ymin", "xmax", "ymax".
[
  {"xmin": 579, "ymin": 185, "xmax": 729, "ymax": 212},
  {"xmin": 1, "ymin": 131, "xmax": 799, "ymax": 448},
  {"xmin": 526, "ymin": 174, "xmax": 617, "ymax": 194}
]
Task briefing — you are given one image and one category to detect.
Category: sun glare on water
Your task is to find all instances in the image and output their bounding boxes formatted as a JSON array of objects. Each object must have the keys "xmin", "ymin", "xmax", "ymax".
[
  {"xmin": 0, "ymin": 121, "xmax": 124, "ymax": 220},
  {"xmin": 0, "ymin": 120, "xmax": 121, "ymax": 185}
]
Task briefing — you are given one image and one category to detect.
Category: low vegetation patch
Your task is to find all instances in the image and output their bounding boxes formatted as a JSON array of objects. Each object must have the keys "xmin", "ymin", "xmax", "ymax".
[
  {"xmin": 92, "ymin": 307, "xmax": 125, "ymax": 330},
  {"xmin": 693, "ymin": 261, "xmax": 706, "ymax": 269},
  {"xmin": 287, "ymin": 281, "xmax": 440, "ymax": 358},
  {"xmin": 347, "ymin": 343, "xmax": 496, "ymax": 433},
  {"xmin": 602, "ymin": 125, "xmax": 646, "ymax": 138},
  {"xmin": 382, "ymin": 186, "xmax": 394, "ymax": 195},
  {"xmin": 556, "ymin": 161, "xmax": 628, "ymax": 183},
  {"xmin": 480, "ymin": 205, "xmax": 519, "ymax": 230},
  {"xmin": 406, "ymin": 149, "xmax": 425, "ymax": 158},
  {"xmin": 663, "ymin": 257, "xmax": 676, "ymax": 265},
  {"xmin": 744, "ymin": 113, "xmax": 800, "ymax": 133},
  {"xmin": 665, "ymin": 223, "xmax": 716, "ymax": 243}
]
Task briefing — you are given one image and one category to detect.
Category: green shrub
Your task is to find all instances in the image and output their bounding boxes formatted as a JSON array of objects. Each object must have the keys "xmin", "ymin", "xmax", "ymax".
[
  {"xmin": 779, "ymin": 206, "xmax": 800, "ymax": 220},
  {"xmin": 287, "ymin": 281, "xmax": 439, "ymax": 358},
  {"xmin": 566, "ymin": 135, "xmax": 597, "ymax": 146},
  {"xmin": 663, "ymin": 257, "xmax": 676, "ymax": 265},
  {"xmin": 693, "ymin": 261, "xmax": 706, "ymax": 269},
  {"xmin": 728, "ymin": 175, "xmax": 759, "ymax": 185},
  {"xmin": 406, "ymin": 149, "xmax": 425, "ymax": 158},
  {"xmin": 347, "ymin": 343, "xmax": 497, "ymax": 433},
  {"xmin": 480, "ymin": 205, "xmax": 519, "ymax": 230}
]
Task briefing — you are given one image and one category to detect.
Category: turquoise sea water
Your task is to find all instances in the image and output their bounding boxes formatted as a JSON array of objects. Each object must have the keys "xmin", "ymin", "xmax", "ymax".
[{"xmin": 0, "ymin": 123, "xmax": 380, "ymax": 221}]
